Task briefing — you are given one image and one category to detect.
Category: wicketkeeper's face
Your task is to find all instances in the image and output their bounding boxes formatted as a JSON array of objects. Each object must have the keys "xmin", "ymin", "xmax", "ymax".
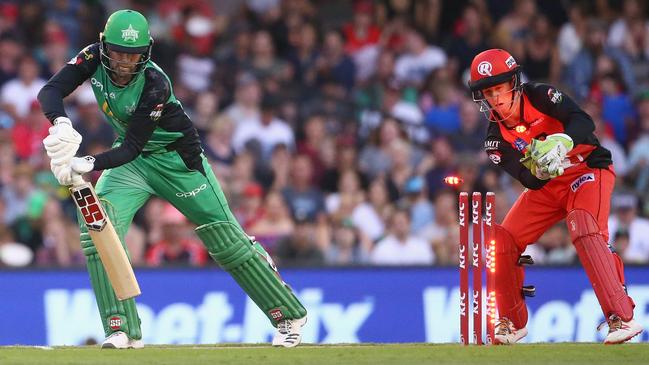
[{"xmin": 482, "ymin": 81, "xmax": 516, "ymax": 113}]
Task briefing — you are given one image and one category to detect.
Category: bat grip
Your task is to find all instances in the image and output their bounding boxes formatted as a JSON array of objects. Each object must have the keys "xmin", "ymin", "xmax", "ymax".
[{"xmin": 71, "ymin": 173, "xmax": 85, "ymax": 187}]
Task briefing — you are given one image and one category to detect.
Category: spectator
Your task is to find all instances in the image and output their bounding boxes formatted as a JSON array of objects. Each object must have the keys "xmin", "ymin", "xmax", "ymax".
[
  {"xmin": 315, "ymin": 29, "xmax": 356, "ymax": 92},
  {"xmin": 394, "ymin": 27, "xmax": 446, "ymax": 88},
  {"xmin": 401, "ymin": 175, "xmax": 434, "ymax": 234},
  {"xmin": 232, "ymin": 94, "xmax": 295, "ymax": 160},
  {"xmin": 1, "ymin": 55, "xmax": 46, "ymax": 119},
  {"xmin": 448, "ymin": 98, "xmax": 487, "ymax": 155},
  {"xmin": 608, "ymin": 193, "xmax": 649, "ymax": 264},
  {"xmin": 0, "ymin": 223, "xmax": 32, "ymax": 267},
  {"xmin": 224, "ymin": 72, "xmax": 262, "ymax": 128},
  {"xmin": 296, "ymin": 114, "xmax": 327, "ymax": 184},
  {"xmin": 281, "ymin": 154, "xmax": 325, "ymax": 222},
  {"xmin": 446, "ymin": 3, "xmax": 490, "ymax": 80},
  {"xmin": 287, "ymin": 21, "xmax": 319, "ymax": 89},
  {"xmin": 566, "ymin": 18, "xmax": 635, "ymax": 102},
  {"xmin": 190, "ymin": 91, "xmax": 220, "ymax": 140},
  {"xmin": 342, "ymin": 0, "xmax": 381, "ymax": 82},
  {"xmin": 202, "ymin": 113, "xmax": 236, "ymax": 181},
  {"xmin": 73, "ymin": 84, "xmax": 115, "ymax": 156},
  {"xmin": 234, "ymin": 182, "xmax": 265, "ymax": 230},
  {"xmin": 248, "ymin": 190, "xmax": 295, "ymax": 254},
  {"xmin": 557, "ymin": 1, "xmax": 587, "ymax": 69},
  {"xmin": 324, "ymin": 218, "xmax": 372, "ymax": 265},
  {"xmin": 274, "ymin": 214, "xmax": 325, "ymax": 266},
  {"xmin": 10, "ymin": 100, "xmax": 49, "ymax": 163},
  {"xmin": 626, "ymin": 94, "xmax": 649, "ymax": 194},
  {"xmin": 417, "ymin": 189, "xmax": 458, "ymax": 265},
  {"xmin": 145, "ymin": 203, "xmax": 207, "ymax": 267},
  {"xmin": 370, "ymin": 208, "xmax": 434, "ymax": 265}
]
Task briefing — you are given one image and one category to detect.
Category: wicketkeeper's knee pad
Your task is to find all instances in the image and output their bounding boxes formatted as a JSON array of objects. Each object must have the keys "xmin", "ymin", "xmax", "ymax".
[
  {"xmin": 196, "ymin": 221, "xmax": 307, "ymax": 326},
  {"xmin": 566, "ymin": 209, "xmax": 635, "ymax": 321},
  {"xmin": 494, "ymin": 224, "xmax": 529, "ymax": 329},
  {"xmin": 79, "ymin": 199, "xmax": 141, "ymax": 340}
]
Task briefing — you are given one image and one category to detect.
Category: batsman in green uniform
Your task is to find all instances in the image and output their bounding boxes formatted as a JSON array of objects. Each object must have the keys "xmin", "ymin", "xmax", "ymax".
[{"xmin": 37, "ymin": 9, "xmax": 307, "ymax": 349}]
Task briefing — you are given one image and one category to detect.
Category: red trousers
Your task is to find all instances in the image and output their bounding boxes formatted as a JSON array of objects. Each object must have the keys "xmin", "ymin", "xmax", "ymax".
[
  {"xmin": 495, "ymin": 163, "xmax": 634, "ymax": 329},
  {"xmin": 502, "ymin": 163, "xmax": 614, "ymax": 249}
]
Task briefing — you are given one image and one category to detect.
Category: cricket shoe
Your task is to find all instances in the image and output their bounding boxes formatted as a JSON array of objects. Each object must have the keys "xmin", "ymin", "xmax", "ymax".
[
  {"xmin": 272, "ymin": 316, "xmax": 307, "ymax": 348},
  {"xmin": 101, "ymin": 331, "xmax": 144, "ymax": 349},
  {"xmin": 494, "ymin": 317, "xmax": 528, "ymax": 345},
  {"xmin": 598, "ymin": 315, "xmax": 643, "ymax": 344}
]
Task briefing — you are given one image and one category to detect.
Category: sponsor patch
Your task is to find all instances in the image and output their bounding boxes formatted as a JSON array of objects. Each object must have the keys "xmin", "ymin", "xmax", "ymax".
[
  {"xmin": 548, "ymin": 88, "xmax": 563, "ymax": 104},
  {"xmin": 484, "ymin": 140, "xmax": 500, "ymax": 151},
  {"xmin": 514, "ymin": 138, "xmax": 528, "ymax": 152},
  {"xmin": 269, "ymin": 308, "xmax": 284, "ymax": 321},
  {"xmin": 505, "ymin": 56, "xmax": 516, "ymax": 69},
  {"xmin": 149, "ymin": 103, "xmax": 164, "ymax": 121},
  {"xmin": 477, "ymin": 61, "xmax": 492, "ymax": 76},
  {"xmin": 108, "ymin": 316, "xmax": 123, "ymax": 330},
  {"xmin": 571, "ymin": 173, "xmax": 595, "ymax": 192},
  {"xmin": 488, "ymin": 151, "xmax": 502, "ymax": 164}
]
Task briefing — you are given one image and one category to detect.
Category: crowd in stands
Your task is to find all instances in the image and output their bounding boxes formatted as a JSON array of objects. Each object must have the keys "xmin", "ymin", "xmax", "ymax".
[{"xmin": 0, "ymin": 0, "xmax": 648, "ymax": 268}]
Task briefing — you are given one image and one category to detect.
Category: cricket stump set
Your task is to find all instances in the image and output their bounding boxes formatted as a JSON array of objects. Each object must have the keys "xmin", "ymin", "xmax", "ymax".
[{"xmin": 459, "ymin": 192, "xmax": 496, "ymax": 345}]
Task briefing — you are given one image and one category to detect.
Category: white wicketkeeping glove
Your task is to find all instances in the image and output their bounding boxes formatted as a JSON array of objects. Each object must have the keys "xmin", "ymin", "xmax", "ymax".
[
  {"xmin": 51, "ymin": 156, "xmax": 95, "ymax": 186},
  {"xmin": 43, "ymin": 117, "xmax": 82, "ymax": 165}
]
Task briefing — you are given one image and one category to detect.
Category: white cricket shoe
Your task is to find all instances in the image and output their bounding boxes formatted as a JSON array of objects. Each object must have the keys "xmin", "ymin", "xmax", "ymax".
[
  {"xmin": 494, "ymin": 317, "xmax": 528, "ymax": 345},
  {"xmin": 101, "ymin": 331, "xmax": 144, "ymax": 349},
  {"xmin": 598, "ymin": 315, "xmax": 643, "ymax": 344},
  {"xmin": 272, "ymin": 316, "xmax": 307, "ymax": 348}
]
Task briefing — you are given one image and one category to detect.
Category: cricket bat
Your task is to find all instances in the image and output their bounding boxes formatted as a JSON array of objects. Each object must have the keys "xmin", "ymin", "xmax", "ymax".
[{"xmin": 69, "ymin": 175, "xmax": 141, "ymax": 300}]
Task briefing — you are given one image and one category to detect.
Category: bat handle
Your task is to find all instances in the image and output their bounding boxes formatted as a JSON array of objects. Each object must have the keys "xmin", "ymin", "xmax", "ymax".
[{"xmin": 71, "ymin": 173, "xmax": 86, "ymax": 187}]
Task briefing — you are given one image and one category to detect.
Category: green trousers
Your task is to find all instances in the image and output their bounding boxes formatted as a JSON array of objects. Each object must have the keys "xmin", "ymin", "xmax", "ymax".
[{"xmin": 79, "ymin": 150, "xmax": 306, "ymax": 339}]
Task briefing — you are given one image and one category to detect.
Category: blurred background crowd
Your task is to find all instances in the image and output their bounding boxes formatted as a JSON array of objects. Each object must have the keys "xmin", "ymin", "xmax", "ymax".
[{"xmin": 0, "ymin": 0, "xmax": 648, "ymax": 269}]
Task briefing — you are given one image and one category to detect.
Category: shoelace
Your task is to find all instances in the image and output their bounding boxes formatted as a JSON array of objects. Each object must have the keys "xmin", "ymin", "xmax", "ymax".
[
  {"xmin": 495, "ymin": 318, "xmax": 513, "ymax": 335},
  {"xmin": 597, "ymin": 315, "xmax": 622, "ymax": 334},
  {"xmin": 278, "ymin": 320, "xmax": 292, "ymax": 335}
]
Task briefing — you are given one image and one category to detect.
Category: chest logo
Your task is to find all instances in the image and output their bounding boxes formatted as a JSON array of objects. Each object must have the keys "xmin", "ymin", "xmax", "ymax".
[
  {"xmin": 122, "ymin": 24, "xmax": 139, "ymax": 42},
  {"xmin": 513, "ymin": 138, "xmax": 528, "ymax": 152},
  {"xmin": 477, "ymin": 61, "xmax": 492, "ymax": 76},
  {"xmin": 571, "ymin": 173, "xmax": 595, "ymax": 192}
]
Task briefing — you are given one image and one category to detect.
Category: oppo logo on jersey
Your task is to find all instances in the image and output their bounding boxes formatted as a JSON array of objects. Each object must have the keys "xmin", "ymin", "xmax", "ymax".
[
  {"xmin": 90, "ymin": 78, "xmax": 115, "ymax": 99},
  {"xmin": 176, "ymin": 184, "xmax": 207, "ymax": 198}
]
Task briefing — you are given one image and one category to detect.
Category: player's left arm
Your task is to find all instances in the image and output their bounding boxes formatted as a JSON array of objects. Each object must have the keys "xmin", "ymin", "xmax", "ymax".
[
  {"xmin": 80, "ymin": 68, "xmax": 170, "ymax": 171},
  {"xmin": 524, "ymin": 83, "xmax": 595, "ymax": 145}
]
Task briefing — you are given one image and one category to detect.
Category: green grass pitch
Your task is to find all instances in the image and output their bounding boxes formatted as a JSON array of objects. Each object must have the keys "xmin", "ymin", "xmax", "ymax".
[{"xmin": 1, "ymin": 343, "xmax": 648, "ymax": 365}]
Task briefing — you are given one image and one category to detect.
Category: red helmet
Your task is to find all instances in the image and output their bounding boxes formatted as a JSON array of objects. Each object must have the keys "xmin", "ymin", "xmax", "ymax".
[{"xmin": 468, "ymin": 49, "xmax": 523, "ymax": 120}]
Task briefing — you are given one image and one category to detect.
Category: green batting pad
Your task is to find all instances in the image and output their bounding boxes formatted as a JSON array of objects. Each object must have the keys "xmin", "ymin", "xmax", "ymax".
[
  {"xmin": 196, "ymin": 221, "xmax": 307, "ymax": 325},
  {"xmin": 79, "ymin": 209, "xmax": 141, "ymax": 340}
]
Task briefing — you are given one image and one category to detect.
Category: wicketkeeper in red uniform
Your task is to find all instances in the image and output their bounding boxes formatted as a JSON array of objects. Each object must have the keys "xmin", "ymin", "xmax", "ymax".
[{"xmin": 468, "ymin": 49, "xmax": 643, "ymax": 344}]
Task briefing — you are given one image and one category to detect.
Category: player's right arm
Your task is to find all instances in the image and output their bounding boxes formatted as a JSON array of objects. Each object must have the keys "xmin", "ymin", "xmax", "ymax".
[
  {"xmin": 484, "ymin": 125, "xmax": 549, "ymax": 190},
  {"xmin": 38, "ymin": 44, "xmax": 100, "ymax": 123},
  {"xmin": 38, "ymin": 44, "xmax": 100, "ymax": 185}
]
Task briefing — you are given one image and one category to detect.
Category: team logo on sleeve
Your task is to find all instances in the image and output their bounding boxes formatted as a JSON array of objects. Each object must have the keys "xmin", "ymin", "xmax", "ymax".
[
  {"xmin": 149, "ymin": 103, "xmax": 164, "ymax": 121},
  {"xmin": 548, "ymin": 88, "xmax": 563, "ymax": 104},
  {"xmin": 488, "ymin": 151, "xmax": 502, "ymax": 164}
]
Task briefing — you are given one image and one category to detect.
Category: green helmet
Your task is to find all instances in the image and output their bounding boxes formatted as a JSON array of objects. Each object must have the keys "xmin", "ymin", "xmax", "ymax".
[{"xmin": 99, "ymin": 9, "xmax": 153, "ymax": 80}]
